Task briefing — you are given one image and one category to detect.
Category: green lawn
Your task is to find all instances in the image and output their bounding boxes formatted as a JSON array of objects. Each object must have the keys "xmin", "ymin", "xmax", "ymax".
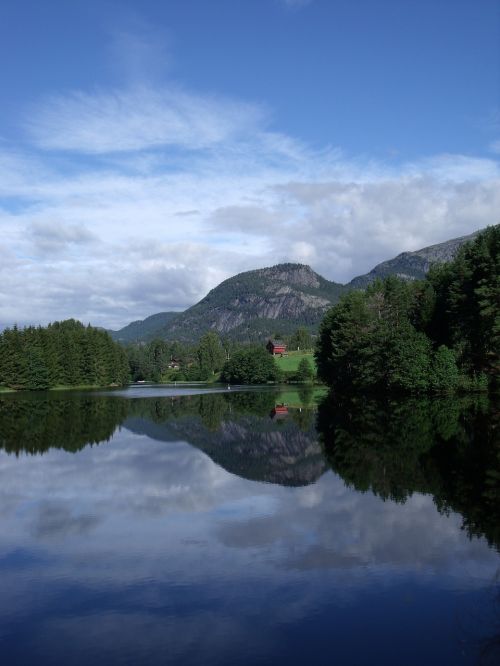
[{"xmin": 274, "ymin": 351, "xmax": 316, "ymax": 373}]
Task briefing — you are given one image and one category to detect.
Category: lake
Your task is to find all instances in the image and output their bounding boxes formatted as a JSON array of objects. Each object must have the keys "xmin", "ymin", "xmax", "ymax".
[{"xmin": 0, "ymin": 386, "xmax": 498, "ymax": 665}]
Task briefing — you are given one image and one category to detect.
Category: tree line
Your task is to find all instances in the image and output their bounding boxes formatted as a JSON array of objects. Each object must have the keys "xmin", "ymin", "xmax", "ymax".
[
  {"xmin": 315, "ymin": 225, "xmax": 499, "ymax": 393},
  {"xmin": 126, "ymin": 333, "xmax": 282, "ymax": 384},
  {"xmin": 0, "ymin": 321, "xmax": 315, "ymax": 391},
  {"xmin": 0, "ymin": 319, "xmax": 130, "ymax": 390},
  {"xmin": 126, "ymin": 329, "xmax": 315, "ymax": 384}
]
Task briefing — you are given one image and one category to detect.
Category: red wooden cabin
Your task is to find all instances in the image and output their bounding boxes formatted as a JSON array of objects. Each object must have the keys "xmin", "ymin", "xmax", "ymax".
[
  {"xmin": 271, "ymin": 404, "xmax": 289, "ymax": 418},
  {"xmin": 266, "ymin": 339, "xmax": 287, "ymax": 355}
]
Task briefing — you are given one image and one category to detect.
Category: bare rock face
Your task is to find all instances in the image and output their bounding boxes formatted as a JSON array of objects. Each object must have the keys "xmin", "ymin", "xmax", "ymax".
[
  {"xmin": 161, "ymin": 263, "xmax": 346, "ymax": 341},
  {"xmin": 261, "ymin": 265, "xmax": 321, "ymax": 288}
]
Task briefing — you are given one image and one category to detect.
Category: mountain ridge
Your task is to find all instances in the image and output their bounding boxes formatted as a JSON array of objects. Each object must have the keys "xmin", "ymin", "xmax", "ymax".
[
  {"xmin": 348, "ymin": 230, "xmax": 480, "ymax": 289},
  {"xmin": 109, "ymin": 229, "xmax": 481, "ymax": 343}
]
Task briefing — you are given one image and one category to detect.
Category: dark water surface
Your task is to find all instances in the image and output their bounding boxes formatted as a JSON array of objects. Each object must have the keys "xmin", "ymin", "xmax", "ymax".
[{"xmin": 0, "ymin": 387, "xmax": 499, "ymax": 665}]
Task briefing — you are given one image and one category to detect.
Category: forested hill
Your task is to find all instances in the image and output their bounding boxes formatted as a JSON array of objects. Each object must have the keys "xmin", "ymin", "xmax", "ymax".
[
  {"xmin": 110, "ymin": 311, "xmax": 178, "ymax": 344},
  {"xmin": 0, "ymin": 320, "xmax": 130, "ymax": 390},
  {"xmin": 109, "ymin": 230, "xmax": 480, "ymax": 343}
]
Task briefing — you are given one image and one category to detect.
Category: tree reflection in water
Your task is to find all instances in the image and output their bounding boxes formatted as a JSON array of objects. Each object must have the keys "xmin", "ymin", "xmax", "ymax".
[
  {"xmin": 2, "ymin": 389, "xmax": 499, "ymax": 549},
  {"xmin": 0, "ymin": 389, "xmax": 325, "ymax": 487},
  {"xmin": 317, "ymin": 393, "xmax": 500, "ymax": 552},
  {"xmin": 0, "ymin": 392, "xmax": 129, "ymax": 454}
]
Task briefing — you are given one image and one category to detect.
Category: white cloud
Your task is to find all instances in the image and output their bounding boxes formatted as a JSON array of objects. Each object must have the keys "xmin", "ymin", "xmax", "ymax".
[
  {"xmin": 29, "ymin": 219, "xmax": 96, "ymax": 254},
  {"xmin": 2, "ymin": 82, "xmax": 499, "ymax": 329},
  {"xmin": 271, "ymin": 175, "xmax": 500, "ymax": 280},
  {"xmin": 209, "ymin": 205, "xmax": 289, "ymax": 234},
  {"xmin": 25, "ymin": 86, "xmax": 267, "ymax": 154}
]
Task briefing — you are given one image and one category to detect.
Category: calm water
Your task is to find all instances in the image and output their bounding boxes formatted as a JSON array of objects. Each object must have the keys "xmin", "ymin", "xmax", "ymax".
[{"xmin": 0, "ymin": 386, "xmax": 499, "ymax": 665}]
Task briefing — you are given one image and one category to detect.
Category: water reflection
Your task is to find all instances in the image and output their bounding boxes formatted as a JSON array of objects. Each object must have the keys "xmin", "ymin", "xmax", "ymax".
[
  {"xmin": 126, "ymin": 392, "xmax": 325, "ymax": 486},
  {"xmin": 0, "ymin": 392, "xmax": 128, "ymax": 454},
  {"xmin": 317, "ymin": 394, "xmax": 500, "ymax": 552},
  {"xmin": 1, "ymin": 389, "xmax": 498, "ymax": 545},
  {"xmin": 0, "ymin": 388, "xmax": 499, "ymax": 665},
  {"xmin": 471, "ymin": 579, "xmax": 500, "ymax": 666},
  {"xmin": 0, "ymin": 390, "xmax": 325, "ymax": 486}
]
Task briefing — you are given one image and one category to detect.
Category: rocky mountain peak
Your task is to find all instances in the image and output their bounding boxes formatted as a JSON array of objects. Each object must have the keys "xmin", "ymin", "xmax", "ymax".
[{"xmin": 261, "ymin": 263, "xmax": 321, "ymax": 288}]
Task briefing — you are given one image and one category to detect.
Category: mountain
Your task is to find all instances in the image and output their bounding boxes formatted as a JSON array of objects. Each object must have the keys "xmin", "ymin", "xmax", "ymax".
[
  {"xmin": 109, "ymin": 311, "xmax": 179, "ymax": 343},
  {"xmin": 348, "ymin": 230, "xmax": 479, "ymax": 289},
  {"xmin": 109, "ymin": 230, "xmax": 480, "ymax": 343},
  {"xmin": 156, "ymin": 263, "xmax": 346, "ymax": 342}
]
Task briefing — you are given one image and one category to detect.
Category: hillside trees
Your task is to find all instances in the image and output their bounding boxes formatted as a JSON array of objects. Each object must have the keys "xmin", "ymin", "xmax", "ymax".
[
  {"xmin": 426, "ymin": 224, "xmax": 499, "ymax": 383},
  {"xmin": 315, "ymin": 225, "xmax": 499, "ymax": 393},
  {"xmin": 315, "ymin": 277, "xmax": 442, "ymax": 392},
  {"xmin": 0, "ymin": 320, "xmax": 130, "ymax": 390},
  {"xmin": 289, "ymin": 327, "xmax": 312, "ymax": 351}
]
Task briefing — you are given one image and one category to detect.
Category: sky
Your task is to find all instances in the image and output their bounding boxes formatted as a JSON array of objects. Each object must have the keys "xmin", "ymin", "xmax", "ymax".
[{"xmin": 1, "ymin": 0, "xmax": 499, "ymax": 329}]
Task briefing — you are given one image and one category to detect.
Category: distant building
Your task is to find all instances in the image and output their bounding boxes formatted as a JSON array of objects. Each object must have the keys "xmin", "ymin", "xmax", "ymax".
[
  {"xmin": 266, "ymin": 339, "xmax": 287, "ymax": 355},
  {"xmin": 271, "ymin": 404, "xmax": 289, "ymax": 419}
]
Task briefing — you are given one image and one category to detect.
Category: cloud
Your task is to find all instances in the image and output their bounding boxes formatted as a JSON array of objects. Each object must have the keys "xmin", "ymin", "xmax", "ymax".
[
  {"xmin": 29, "ymin": 220, "xmax": 96, "ymax": 254},
  {"xmin": 209, "ymin": 205, "xmax": 289, "ymax": 235},
  {"xmin": 2, "ymin": 81, "xmax": 499, "ymax": 329},
  {"xmin": 25, "ymin": 86, "xmax": 267, "ymax": 154},
  {"xmin": 270, "ymin": 175, "xmax": 500, "ymax": 281}
]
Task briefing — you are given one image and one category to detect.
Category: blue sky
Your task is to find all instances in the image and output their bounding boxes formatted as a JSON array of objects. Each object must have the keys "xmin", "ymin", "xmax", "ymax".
[{"xmin": 1, "ymin": 0, "xmax": 499, "ymax": 328}]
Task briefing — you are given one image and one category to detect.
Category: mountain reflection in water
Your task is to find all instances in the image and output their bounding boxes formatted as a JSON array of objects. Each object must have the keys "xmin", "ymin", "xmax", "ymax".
[
  {"xmin": 0, "ymin": 387, "xmax": 498, "ymax": 665},
  {"xmin": 1, "ymin": 388, "xmax": 498, "ymax": 547},
  {"xmin": 0, "ymin": 389, "xmax": 324, "ymax": 486}
]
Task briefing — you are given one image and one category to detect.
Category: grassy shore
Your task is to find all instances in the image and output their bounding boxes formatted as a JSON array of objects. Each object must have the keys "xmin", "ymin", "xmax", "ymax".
[{"xmin": 274, "ymin": 350, "xmax": 317, "ymax": 373}]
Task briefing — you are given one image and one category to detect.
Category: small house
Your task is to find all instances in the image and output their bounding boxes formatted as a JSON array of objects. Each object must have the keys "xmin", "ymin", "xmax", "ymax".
[
  {"xmin": 271, "ymin": 404, "xmax": 289, "ymax": 419},
  {"xmin": 266, "ymin": 339, "xmax": 287, "ymax": 355}
]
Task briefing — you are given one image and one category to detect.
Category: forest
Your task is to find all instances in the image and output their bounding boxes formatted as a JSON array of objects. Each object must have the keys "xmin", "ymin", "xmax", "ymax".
[
  {"xmin": 315, "ymin": 225, "xmax": 499, "ymax": 393},
  {"xmin": 126, "ymin": 328, "xmax": 314, "ymax": 384},
  {"xmin": 0, "ymin": 319, "xmax": 130, "ymax": 390}
]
